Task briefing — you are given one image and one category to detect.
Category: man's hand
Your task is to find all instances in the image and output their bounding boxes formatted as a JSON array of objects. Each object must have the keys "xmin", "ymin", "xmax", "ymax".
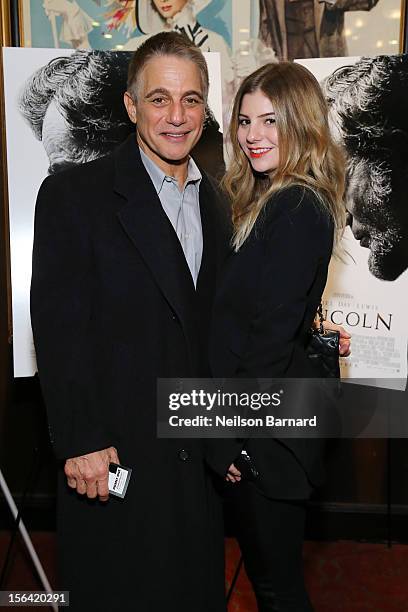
[
  {"xmin": 226, "ymin": 463, "xmax": 241, "ymax": 483},
  {"xmin": 322, "ymin": 321, "xmax": 351, "ymax": 356},
  {"xmin": 64, "ymin": 446, "xmax": 120, "ymax": 502}
]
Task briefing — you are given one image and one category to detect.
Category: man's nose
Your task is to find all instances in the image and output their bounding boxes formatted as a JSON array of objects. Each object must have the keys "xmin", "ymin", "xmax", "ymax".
[
  {"xmin": 167, "ymin": 102, "xmax": 186, "ymax": 126},
  {"xmin": 347, "ymin": 213, "xmax": 366, "ymax": 239}
]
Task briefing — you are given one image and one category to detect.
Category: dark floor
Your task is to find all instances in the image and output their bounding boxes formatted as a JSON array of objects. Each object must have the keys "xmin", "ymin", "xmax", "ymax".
[
  {"xmin": 226, "ymin": 538, "xmax": 408, "ymax": 611},
  {"xmin": 1, "ymin": 531, "xmax": 408, "ymax": 610}
]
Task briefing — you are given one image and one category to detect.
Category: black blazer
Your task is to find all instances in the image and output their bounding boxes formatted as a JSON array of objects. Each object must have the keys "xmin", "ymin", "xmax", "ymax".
[
  {"xmin": 30, "ymin": 134, "xmax": 230, "ymax": 611},
  {"xmin": 208, "ymin": 186, "xmax": 334, "ymax": 499}
]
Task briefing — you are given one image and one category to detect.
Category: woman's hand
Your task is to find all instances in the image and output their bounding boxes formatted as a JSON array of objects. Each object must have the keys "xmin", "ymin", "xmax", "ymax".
[
  {"xmin": 226, "ymin": 463, "xmax": 242, "ymax": 483},
  {"xmin": 322, "ymin": 321, "xmax": 351, "ymax": 356}
]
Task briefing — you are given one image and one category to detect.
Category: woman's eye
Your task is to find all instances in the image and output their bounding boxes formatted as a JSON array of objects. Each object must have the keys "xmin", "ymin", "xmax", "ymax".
[
  {"xmin": 265, "ymin": 117, "xmax": 276, "ymax": 125},
  {"xmin": 238, "ymin": 118, "xmax": 250, "ymax": 126}
]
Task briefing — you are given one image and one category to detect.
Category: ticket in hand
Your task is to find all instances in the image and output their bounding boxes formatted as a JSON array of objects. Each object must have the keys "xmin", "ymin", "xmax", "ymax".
[{"xmin": 108, "ymin": 462, "xmax": 132, "ymax": 498}]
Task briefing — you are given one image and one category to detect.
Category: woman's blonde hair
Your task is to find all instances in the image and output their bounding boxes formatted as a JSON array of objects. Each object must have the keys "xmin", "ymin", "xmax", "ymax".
[{"xmin": 223, "ymin": 62, "xmax": 346, "ymax": 251}]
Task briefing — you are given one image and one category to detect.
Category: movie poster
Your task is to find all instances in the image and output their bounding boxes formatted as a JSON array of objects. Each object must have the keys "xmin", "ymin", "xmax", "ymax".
[
  {"xmin": 298, "ymin": 56, "xmax": 408, "ymax": 390},
  {"xmin": 2, "ymin": 46, "xmax": 223, "ymax": 377}
]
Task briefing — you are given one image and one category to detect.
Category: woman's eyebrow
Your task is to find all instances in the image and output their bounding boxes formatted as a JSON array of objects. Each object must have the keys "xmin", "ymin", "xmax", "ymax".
[{"xmin": 238, "ymin": 112, "xmax": 275, "ymax": 118}]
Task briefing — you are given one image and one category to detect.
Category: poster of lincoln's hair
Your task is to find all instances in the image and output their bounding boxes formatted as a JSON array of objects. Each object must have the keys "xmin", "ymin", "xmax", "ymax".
[{"xmin": 298, "ymin": 55, "xmax": 408, "ymax": 390}]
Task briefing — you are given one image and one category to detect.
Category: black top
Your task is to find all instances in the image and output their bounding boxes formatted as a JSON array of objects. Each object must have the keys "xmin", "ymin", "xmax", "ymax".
[{"xmin": 208, "ymin": 185, "xmax": 335, "ymax": 498}]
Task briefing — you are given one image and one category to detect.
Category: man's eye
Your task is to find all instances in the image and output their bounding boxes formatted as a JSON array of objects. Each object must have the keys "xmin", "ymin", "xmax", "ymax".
[
  {"xmin": 238, "ymin": 118, "xmax": 250, "ymax": 126},
  {"xmin": 184, "ymin": 97, "xmax": 200, "ymax": 105},
  {"xmin": 152, "ymin": 97, "xmax": 167, "ymax": 104}
]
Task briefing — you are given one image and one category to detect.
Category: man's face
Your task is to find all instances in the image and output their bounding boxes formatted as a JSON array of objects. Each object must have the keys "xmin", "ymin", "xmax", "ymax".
[
  {"xmin": 346, "ymin": 156, "xmax": 408, "ymax": 281},
  {"xmin": 152, "ymin": 0, "xmax": 188, "ymax": 19},
  {"xmin": 124, "ymin": 55, "xmax": 205, "ymax": 171}
]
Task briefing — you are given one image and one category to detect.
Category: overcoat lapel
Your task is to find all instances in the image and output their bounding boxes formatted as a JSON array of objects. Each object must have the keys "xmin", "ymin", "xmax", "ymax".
[
  {"xmin": 198, "ymin": 174, "xmax": 232, "ymax": 291},
  {"xmin": 114, "ymin": 135, "xmax": 197, "ymax": 364},
  {"xmin": 196, "ymin": 176, "xmax": 217, "ymax": 300}
]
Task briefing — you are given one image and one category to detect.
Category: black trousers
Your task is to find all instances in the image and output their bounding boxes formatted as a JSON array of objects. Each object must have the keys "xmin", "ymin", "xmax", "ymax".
[{"xmin": 226, "ymin": 481, "xmax": 313, "ymax": 612}]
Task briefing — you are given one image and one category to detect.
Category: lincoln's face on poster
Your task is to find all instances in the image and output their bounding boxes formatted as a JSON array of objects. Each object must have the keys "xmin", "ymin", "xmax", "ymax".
[
  {"xmin": 325, "ymin": 55, "xmax": 408, "ymax": 282},
  {"xmin": 345, "ymin": 153, "xmax": 408, "ymax": 282}
]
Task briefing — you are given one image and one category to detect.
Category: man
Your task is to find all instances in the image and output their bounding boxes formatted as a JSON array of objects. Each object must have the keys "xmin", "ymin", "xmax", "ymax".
[
  {"xmin": 325, "ymin": 55, "xmax": 408, "ymax": 281},
  {"xmin": 30, "ymin": 32, "xmax": 229, "ymax": 611}
]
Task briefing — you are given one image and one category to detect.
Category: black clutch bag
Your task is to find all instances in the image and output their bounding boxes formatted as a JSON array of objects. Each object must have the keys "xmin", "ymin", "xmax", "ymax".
[
  {"xmin": 306, "ymin": 303, "xmax": 340, "ymax": 379},
  {"xmin": 234, "ymin": 450, "xmax": 260, "ymax": 481}
]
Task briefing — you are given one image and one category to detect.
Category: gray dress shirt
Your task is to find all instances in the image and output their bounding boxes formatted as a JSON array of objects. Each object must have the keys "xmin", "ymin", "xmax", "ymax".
[{"xmin": 140, "ymin": 147, "xmax": 203, "ymax": 286}]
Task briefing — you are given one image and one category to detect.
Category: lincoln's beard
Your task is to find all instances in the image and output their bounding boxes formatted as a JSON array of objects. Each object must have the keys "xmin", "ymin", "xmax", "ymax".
[{"xmin": 367, "ymin": 227, "xmax": 408, "ymax": 281}]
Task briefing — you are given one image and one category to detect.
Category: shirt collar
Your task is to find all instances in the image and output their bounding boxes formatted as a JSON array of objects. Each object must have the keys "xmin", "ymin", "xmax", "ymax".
[{"xmin": 139, "ymin": 146, "xmax": 202, "ymax": 194}]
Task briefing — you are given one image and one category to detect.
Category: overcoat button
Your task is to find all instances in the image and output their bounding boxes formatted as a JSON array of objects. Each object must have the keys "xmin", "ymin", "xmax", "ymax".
[{"xmin": 178, "ymin": 449, "xmax": 189, "ymax": 461}]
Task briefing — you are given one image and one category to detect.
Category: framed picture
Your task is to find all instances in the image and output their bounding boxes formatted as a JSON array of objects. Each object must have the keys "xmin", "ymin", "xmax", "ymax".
[
  {"xmin": 14, "ymin": 0, "xmax": 408, "ymax": 58},
  {"xmin": 14, "ymin": 1, "xmax": 232, "ymax": 50}
]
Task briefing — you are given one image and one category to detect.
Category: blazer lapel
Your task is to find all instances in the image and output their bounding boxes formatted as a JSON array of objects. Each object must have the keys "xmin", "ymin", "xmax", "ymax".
[{"xmin": 114, "ymin": 135, "xmax": 197, "ymax": 354}]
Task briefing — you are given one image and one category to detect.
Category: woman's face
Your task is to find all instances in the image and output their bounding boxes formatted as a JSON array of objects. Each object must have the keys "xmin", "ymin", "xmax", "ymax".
[
  {"xmin": 152, "ymin": 0, "xmax": 188, "ymax": 19},
  {"xmin": 237, "ymin": 90, "xmax": 279, "ymax": 174}
]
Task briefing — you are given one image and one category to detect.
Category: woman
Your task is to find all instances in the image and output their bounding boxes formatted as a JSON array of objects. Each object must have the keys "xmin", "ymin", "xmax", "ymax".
[{"xmin": 208, "ymin": 62, "xmax": 346, "ymax": 610}]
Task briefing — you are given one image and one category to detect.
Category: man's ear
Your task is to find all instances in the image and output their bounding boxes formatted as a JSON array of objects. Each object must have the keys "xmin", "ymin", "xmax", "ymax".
[{"xmin": 124, "ymin": 91, "xmax": 137, "ymax": 124}]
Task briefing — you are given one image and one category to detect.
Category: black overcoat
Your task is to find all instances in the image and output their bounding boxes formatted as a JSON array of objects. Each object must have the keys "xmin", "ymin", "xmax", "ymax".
[
  {"xmin": 30, "ymin": 134, "xmax": 230, "ymax": 612},
  {"xmin": 207, "ymin": 186, "xmax": 335, "ymax": 499}
]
